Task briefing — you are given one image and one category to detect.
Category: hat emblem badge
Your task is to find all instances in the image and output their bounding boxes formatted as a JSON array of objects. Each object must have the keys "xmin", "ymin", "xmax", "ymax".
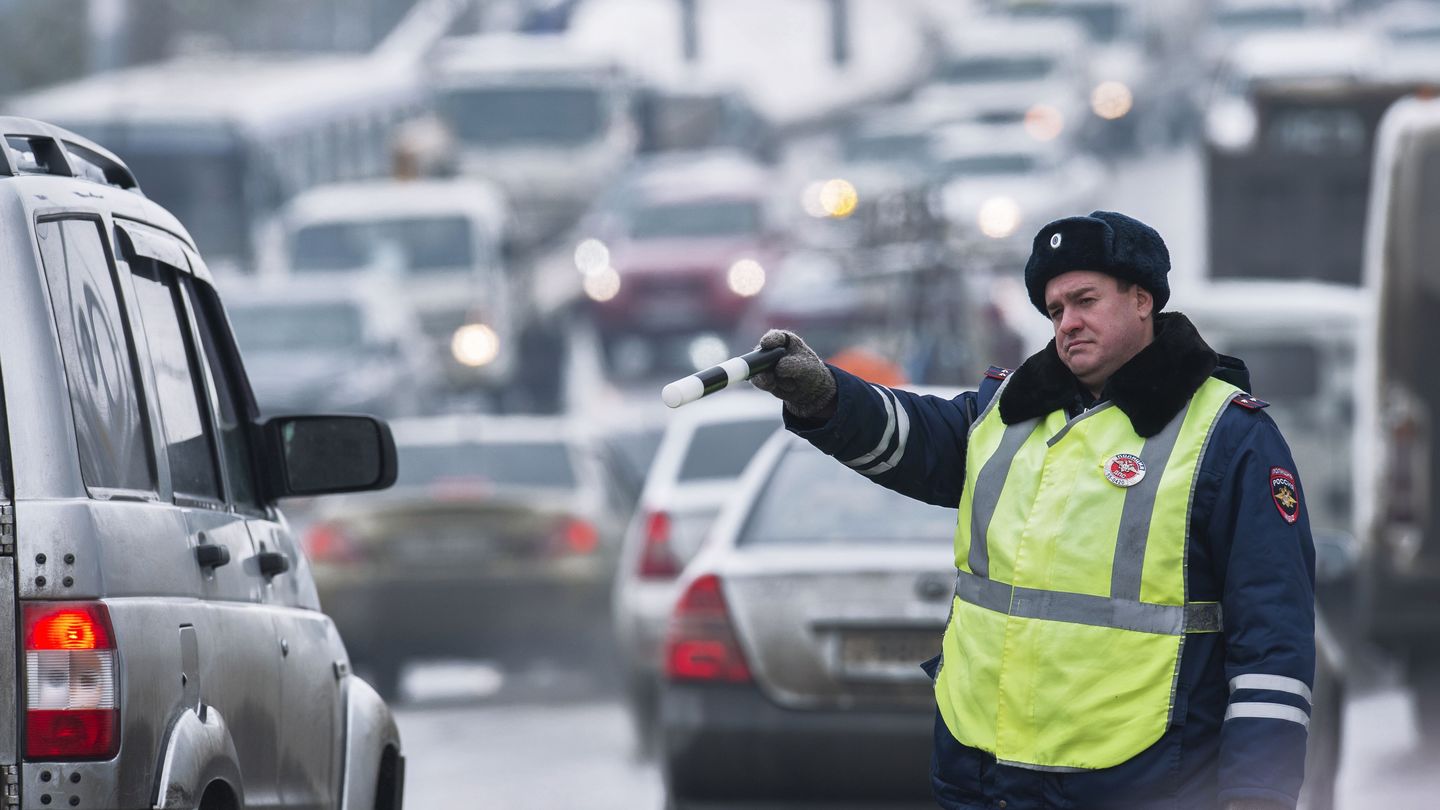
[{"xmin": 1050, "ymin": 233, "xmax": 1062, "ymax": 249}]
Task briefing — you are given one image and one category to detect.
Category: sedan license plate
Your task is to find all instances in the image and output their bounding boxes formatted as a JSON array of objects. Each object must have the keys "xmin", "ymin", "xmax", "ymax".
[
  {"xmin": 838, "ymin": 629, "xmax": 941, "ymax": 681},
  {"xmin": 394, "ymin": 530, "xmax": 496, "ymax": 562}
]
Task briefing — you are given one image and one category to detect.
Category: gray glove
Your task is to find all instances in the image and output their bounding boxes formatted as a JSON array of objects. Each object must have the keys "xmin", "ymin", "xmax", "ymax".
[{"xmin": 749, "ymin": 329, "xmax": 837, "ymax": 418}]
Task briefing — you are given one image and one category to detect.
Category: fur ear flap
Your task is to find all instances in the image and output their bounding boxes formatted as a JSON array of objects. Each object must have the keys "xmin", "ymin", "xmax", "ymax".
[{"xmin": 997, "ymin": 313, "xmax": 1217, "ymax": 438}]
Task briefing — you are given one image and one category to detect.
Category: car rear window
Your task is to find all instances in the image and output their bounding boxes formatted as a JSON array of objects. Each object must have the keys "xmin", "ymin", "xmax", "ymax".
[
  {"xmin": 676, "ymin": 418, "xmax": 777, "ymax": 482},
  {"xmin": 396, "ymin": 441, "xmax": 576, "ymax": 489},
  {"xmin": 740, "ymin": 445, "xmax": 957, "ymax": 546}
]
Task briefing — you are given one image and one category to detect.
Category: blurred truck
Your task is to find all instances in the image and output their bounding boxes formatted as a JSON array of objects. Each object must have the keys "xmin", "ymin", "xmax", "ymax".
[
  {"xmin": 1357, "ymin": 93, "xmax": 1440, "ymax": 745},
  {"xmin": 428, "ymin": 33, "xmax": 636, "ymax": 250},
  {"xmin": 1202, "ymin": 28, "xmax": 1414, "ymax": 285},
  {"xmin": 275, "ymin": 178, "xmax": 520, "ymax": 394}
]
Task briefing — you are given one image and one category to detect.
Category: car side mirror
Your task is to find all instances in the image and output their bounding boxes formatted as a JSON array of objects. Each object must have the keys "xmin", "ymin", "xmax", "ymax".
[{"xmin": 259, "ymin": 414, "xmax": 398, "ymax": 499}]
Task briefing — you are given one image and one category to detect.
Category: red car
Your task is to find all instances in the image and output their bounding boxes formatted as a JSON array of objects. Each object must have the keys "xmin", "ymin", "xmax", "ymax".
[{"xmin": 581, "ymin": 152, "xmax": 784, "ymax": 336}]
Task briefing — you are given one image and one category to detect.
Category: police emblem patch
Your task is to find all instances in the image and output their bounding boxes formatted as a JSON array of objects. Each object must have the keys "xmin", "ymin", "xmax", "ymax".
[
  {"xmin": 1271, "ymin": 467, "xmax": 1300, "ymax": 524},
  {"xmin": 1104, "ymin": 453, "xmax": 1146, "ymax": 487}
]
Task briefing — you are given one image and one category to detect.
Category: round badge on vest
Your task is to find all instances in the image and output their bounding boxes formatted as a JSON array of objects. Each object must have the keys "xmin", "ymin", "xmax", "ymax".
[{"xmin": 1103, "ymin": 453, "xmax": 1146, "ymax": 487}]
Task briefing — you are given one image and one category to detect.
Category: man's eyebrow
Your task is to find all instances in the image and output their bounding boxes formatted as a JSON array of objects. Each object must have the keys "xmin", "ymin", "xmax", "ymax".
[{"xmin": 1046, "ymin": 285, "xmax": 1101, "ymax": 313}]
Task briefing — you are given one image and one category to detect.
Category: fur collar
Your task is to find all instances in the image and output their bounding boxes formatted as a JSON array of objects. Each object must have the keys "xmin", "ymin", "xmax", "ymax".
[{"xmin": 997, "ymin": 312, "xmax": 1218, "ymax": 438}]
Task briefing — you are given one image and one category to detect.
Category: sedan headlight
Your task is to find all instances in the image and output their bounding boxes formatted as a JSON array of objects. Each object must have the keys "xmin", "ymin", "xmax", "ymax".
[
  {"xmin": 451, "ymin": 323, "xmax": 501, "ymax": 368},
  {"xmin": 1206, "ymin": 98, "xmax": 1258, "ymax": 153},
  {"xmin": 1024, "ymin": 105, "xmax": 1065, "ymax": 142},
  {"xmin": 978, "ymin": 197, "xmax": 1023, "ymax": 239},
  {"xmin": 1091, "ymin": 81, "xmax": 1134, "ymax": 120},
  {"xmin": 583, "ymin": 266, "xmax": 622, "ymax": 302},
  {"xmin": 727, "ymin": 259, "xmax": 766, "ymax": 297}
]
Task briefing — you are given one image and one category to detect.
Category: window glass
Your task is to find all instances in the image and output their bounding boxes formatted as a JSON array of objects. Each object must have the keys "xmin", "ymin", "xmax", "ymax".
[
  {"xmin": 227, "ymin": 301, "xmax": 364, "ymax": 354},
  {"xmin": 627, "ymin": 199, "xmax": 762, "ymax": 240},
  {"xmin": 129, "ymin": 259, "xmax": 221, "ymax": 500},
  {"xmin": 395, "ymin": 442, "xmax": 576, "ymax": 489},
  {"xmin": 290, "ymin": 217, "xmax": 474, "ymax": 274},
  {"xmin": 941, "ymin": 56, "xmax": 1055, "ymax": 83},
  {"xmin": 676, "ymin": 419, "xmax": 777, "ymax": 482},
  {"xmin": 741, "ymin": 445, "xmax": 956, "ymax": 546},
  {"xmin": 187, "ymin": 280, "xmax": 261, "ymax": 509},
  {"xmin": 439, "ymin": 86, "xmax": 606, "ymax": 145},
  {"xmin": 36, "ymin": 219, "xmax": 154, "ymax": 492}
]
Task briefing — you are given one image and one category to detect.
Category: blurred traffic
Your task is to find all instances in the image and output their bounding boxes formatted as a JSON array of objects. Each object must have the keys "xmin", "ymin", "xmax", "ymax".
[{"xmin": 5, "ymin": 0, "xmax": 1439, "ymax": 806}]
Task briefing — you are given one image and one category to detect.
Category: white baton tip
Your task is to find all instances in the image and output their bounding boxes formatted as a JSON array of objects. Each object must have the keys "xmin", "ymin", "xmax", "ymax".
[{"xmin": 662, "ymin": 375, "xmax": 705, "ymax": 408}]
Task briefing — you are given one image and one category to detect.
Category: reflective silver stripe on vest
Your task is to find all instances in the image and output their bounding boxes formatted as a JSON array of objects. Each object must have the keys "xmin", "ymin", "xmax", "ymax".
[
  {"xmin": 1225, "ymin": 701, "xmax": 1311, "ymax": 728},
  {"xmin": 954, "ymin": 571, "xmax": 1223, "ymax": 636},
  {"xmin": 1229, "ymin": 674, "xmax": 1312, "ymax": 705},
  {"xmin": 967, "ymin": 419, "xmax": 1037, "ymax": 578},
  {"xmin": 1111, "ymin": 398, "xmax": 1193, "ymax": 602},
  {"xmin": 1044, "ymin": 401, "xmax": 1116, "ymax": 448},
  {"xmin": 997, "ymin": 758, "xmax": 1090, "ymax": 774},
  {"xmin": 857, "ymin": 386, "xmax": 911, "ymax": 476}
]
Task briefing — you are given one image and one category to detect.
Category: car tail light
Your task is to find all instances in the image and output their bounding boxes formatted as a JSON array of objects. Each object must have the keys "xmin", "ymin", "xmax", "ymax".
[
  {"xmin": 664, "ymin": 574, "xmax": 751, "ymax": 683},
  {"xmin": 303, "ymin": 521, "xmax": 360, "ymax": 564},
  {"xmin": 24, "ymin": 602, "xmax": 119, "ymax": 760},
  {"xmin": 1383, "ymin": 389, "xmax": 1430, "ymax": 517},
  {"xmin": 638, "ymin": 510, "xmax": 681, "ymax": 579},
  {"xmin": 558, "ymin": 517, "xmax": 599, "ymax": 555}
]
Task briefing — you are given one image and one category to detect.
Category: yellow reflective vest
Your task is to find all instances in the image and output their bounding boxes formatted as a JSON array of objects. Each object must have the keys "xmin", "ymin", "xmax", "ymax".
[{"xmin": 936, "ymin": 375, "xmax": 1241, "ymax": 770}]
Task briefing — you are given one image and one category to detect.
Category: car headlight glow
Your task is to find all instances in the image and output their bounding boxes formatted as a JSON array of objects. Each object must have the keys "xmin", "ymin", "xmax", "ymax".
[
  {"xmin": 819, "ymin": 178, "xmax": 859, "ymax": 218},
  {"xmin": 583, "ymin": 265, "xmax": 622, "ymax": 302},
  {"xmin": 1206, "ymin": 98, "xmax": 1259, "ymax": 153},
  {"xmin": 1091, "ymin": 81, "xmax": 1134, "ymax": 120},
  {"xmin": 573, "ymin": 238, "xmax": 610, "ymax": 275},
  {"xmin": 451, "ymin": 323, "xmax": 501, "ymax": 368},
  {"xmin": 978, "ymin": 197, "xmax": 1023, "ymax": 239},
  {"xmin": 688, "ymin": 334, "xmax": 730, "ymax": 371},
  {"xmin": 727, "ymin": 259, "xmax": 766, "ymax": 297},
  {"xmin": 1024, "ymin": 104, "xmax": 1065, "ymax": 142}
]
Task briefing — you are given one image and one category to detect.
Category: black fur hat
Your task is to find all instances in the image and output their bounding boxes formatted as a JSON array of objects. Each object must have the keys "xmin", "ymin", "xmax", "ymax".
[{"xmin": 1023, "ymin": 210, "xmax": 1170, "ymax": 314}]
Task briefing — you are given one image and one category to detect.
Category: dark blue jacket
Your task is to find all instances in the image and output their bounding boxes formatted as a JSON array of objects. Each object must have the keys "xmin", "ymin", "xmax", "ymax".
[{"xmin": 784, "ymin": 314, "xmax": 1316, "ymax": 810}]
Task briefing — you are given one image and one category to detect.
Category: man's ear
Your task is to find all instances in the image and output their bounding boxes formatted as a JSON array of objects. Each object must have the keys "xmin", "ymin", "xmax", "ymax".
[{"xmin": 1134, "ymin": 284, "xmax": 1153, "ymax": 320}]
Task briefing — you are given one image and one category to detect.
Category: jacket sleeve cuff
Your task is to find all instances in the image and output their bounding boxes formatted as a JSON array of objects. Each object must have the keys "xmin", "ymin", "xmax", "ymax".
[{"xmin": 781, "ymin": 364, "xmax": 874, "ymax": 453}]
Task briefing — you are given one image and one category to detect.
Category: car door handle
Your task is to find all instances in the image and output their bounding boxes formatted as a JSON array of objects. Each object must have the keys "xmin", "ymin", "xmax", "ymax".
[
  {"xmin": 195, "ymin": 543, "xmax": 231, "ymax": 571},
  {"xmin": 256, "ymin": 550, "xmax": 291, "ymax": 579}
]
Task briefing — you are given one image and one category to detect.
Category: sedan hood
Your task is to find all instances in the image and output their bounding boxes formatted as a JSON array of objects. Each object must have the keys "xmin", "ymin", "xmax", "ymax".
[{"xmin": 611, "ymin": 237, "xmax": 770, "ymax": 275}]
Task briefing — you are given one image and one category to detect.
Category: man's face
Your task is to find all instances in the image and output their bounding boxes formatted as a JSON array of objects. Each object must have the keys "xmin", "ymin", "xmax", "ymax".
[{"xmin": 1043, "ymin": 270, "xmax": 1154, "ymax": 393}]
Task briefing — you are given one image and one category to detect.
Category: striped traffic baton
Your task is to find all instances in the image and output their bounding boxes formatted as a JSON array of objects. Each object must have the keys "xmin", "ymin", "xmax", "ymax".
[{"xmin": 661, "ymin": 346, "xmax": 786, "ymax": 408}]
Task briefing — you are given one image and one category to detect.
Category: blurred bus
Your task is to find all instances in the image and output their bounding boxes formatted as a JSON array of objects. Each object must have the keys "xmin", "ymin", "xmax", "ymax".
[
  {"xmin": 7, "ymin": 53, "xmax": 429, "ymax": 275},
  {"xmin": 1357, "ymin": 93, "xmax": 1440, "ymax": 744},
  {"xmin": 1202, "ymin": 29, "xmax": 1417, "ymax": 285}
]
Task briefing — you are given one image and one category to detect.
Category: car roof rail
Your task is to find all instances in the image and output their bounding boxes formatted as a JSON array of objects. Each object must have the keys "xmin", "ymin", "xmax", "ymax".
[{"xmin": 0, "ymin": 116, "xmax": 140, "ymax": 192}]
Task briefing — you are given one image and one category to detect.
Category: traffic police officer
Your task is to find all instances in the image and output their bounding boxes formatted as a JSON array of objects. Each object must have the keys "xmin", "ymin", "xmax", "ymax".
[{"xmin": 752, "ymin": 211, "xmax": 1314, "ymax": 810}]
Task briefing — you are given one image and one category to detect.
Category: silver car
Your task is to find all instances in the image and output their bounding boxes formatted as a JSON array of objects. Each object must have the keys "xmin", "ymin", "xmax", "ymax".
[
  {"xmin": 612, "ymin": 392, "xmax": 780, "ymax": 752},
  {"xmin": 0, "ymin": 117, "xmax": 403, "ymax": 808},
  {"xmin": 660, "ymin": 425, "xmax": 961, "ymax": 806}
]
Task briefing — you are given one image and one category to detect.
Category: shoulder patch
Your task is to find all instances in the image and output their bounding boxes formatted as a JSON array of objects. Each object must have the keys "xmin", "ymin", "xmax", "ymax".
[
  {"xmin": 1270, "ymin": 466, "xmax": 1300, "ymax": 524},
  {"xmin": 1231, "ymin": 394, "xmax": 1269, "ymax": 410},
  {"xmin": 985, "ymin": 366, "xmax": 1012, "ymax": 381}
]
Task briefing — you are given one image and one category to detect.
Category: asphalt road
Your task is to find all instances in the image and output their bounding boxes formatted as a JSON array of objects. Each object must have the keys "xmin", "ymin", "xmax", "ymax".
[{"xmin": 391, "ymin": 666, "xmax": 1439, "ymax": 809}]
